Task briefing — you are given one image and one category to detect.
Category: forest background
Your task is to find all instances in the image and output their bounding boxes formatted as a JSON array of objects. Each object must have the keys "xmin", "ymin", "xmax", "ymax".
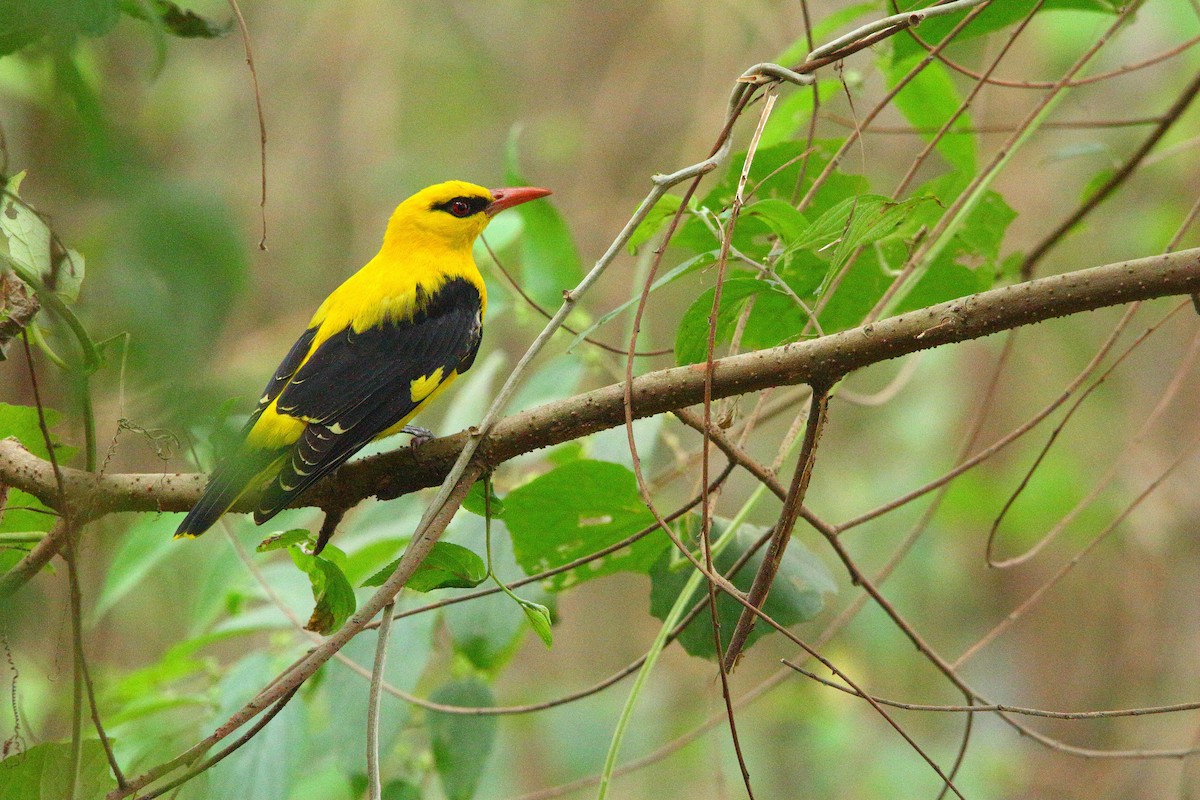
[{"xmin": 2, "ymin": 2, "xmax": 1200, "ymax": 799}]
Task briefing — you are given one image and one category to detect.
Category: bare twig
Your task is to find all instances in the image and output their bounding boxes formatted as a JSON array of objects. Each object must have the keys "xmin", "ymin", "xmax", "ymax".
[
  {"xmin": 226, "ymin": 0, "xmax": 268, "ymax": 249},
  {"xmin": 366, "ymin": 602, "xmax": 395, "ymax": 800},
  {"xmin": 722, "ymin": 385, "xmax": 830, "ymax": 671},
  {"xmin": 807, "ymin": 0, "xmax": 990, "ymax": 61}
]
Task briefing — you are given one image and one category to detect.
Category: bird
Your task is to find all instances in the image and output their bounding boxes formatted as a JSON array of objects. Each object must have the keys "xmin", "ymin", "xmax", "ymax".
[{"xmin": 174, "ymin": 180, "xmax": 552, "ymax": 547}]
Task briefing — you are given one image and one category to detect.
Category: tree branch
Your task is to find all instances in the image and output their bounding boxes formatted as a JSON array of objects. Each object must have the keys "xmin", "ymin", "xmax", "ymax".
[{"xmin": 2, "ymin": 247, "xmax": 1199, "ymax": 531}]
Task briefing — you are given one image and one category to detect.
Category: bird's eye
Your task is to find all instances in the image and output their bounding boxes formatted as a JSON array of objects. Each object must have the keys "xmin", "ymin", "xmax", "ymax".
[{"xmin": 449, "ymin": 199, "xmax": 472, "ymax": 218}]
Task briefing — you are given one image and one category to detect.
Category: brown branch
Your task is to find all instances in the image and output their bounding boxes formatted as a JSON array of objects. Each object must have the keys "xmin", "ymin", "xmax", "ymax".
[
  {"xmin": 722, "ymin": 385, "xmax": 829, "ymax": 672},
  {"xmin": 1, "ymin": 248, "xmax": 1199, "ymax": 539}
]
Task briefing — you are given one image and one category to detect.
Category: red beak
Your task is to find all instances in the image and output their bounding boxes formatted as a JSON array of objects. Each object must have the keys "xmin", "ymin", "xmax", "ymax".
[{"xmin": 486, "ymin": 186, "xmax": 552, "ymax": 216}]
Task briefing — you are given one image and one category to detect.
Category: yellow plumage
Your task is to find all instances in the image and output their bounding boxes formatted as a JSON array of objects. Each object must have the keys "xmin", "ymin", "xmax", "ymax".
[{"xmin": 175, "ymin": 180, "xmax": 551, "ymax": 544}]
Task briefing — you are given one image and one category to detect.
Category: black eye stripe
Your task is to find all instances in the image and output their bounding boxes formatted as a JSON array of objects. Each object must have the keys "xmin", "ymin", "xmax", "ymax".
[{"xmin": 432, "ymin": 195, "xmax": 490, "ymax": 216}]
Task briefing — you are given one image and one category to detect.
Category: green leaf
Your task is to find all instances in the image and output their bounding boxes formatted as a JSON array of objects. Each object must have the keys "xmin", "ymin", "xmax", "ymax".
[
  {"xmin": 0, "ymin": 172, "xmax": 86, "ymax": 304},
  {"xmin": 810, "ymin": 174, "xmax": 993, "ymax": 331},
  {"xmin": 0, "ymin": 403, "xmax": 75, "ymax": 534},
  {"xmin": 290, "ymin": 546, "xmax": 357, "ymax": 634},
  {"xmin": 627, "ymin": 193, "xmax": 686, "ymax": 254},
  {"xmin": 674, "ymin": 278, "xmax": 813, "ymax": 367},
  {"xmin": 743, "ymin": 199, "xmax": 809, "ymax": 245},
  {"xmin": 675, "ymin": 278, "xmax": 767, "ymax": 366},
  {"xmin": 0, "ymin": 5, "xmax": 46, "ymax": 55},
  {"xmin": 812, "ymin": 251, "xmax": 890, "ymax": 334},
  {"xmin": 0, "ymin": 549, "xmax": 27, "ymax": 574},
  {"xmin": 503, "ymin": 460, "xmax": 668, "ymax": 590},
  {"xmin": 504, "ymin": 129, "xmax": 582, "ymax": 308},
  {"xmin": 442, "ymin": 519, "xmax": 538, "ymax": 671},
  {"xmin": 891, "ymin": 0, "xmax": 1119, "ymax": 64},
  {"xmin": 462, "ymin": 479, "xmax": 505, "ymax": 518},
  {"xmin": 893, "ymin": 188, "xmax": 1016, "ymax": 314},
  {"xmin": 518, "ymin": 598, "xmax": 553, "ymax": 648},
  {"xmin": 0, "ymin": 0, "xmax": 120, "ymax": 55},
  {"xmin": 758, "ymin": 79, "xmax": 841, "ymax": 149},
  {"xmin": 0, "ymin": 740, "xmax": 114, "ymax": 799},
  {"xmin": 951, "ymin": 188, "xmax": 1016, "ymax": 263},
  {"xmin": 648, "ymin": 518, "xmax": 836, "ymax": 660},
  {"xmin": 429, "ymin": 679, "xmax": 497, "ymax": 800},
  {"xmin": 696, "ymin": 140, "xmax": 870, "ymax": 219},
  {"xmin": 118, "ymin": 0, "xmax": 232, "ymax": 38},
  {"xmin": 885, "ymin": 56, "xmax": 975, "ymax": 174},
  {"xmin": 403, "ymin": 541, "xmax": 489, "ymax": 591},
  {"xmin": 787, "ymin": 194, "xmax": 939, "ymax": 271},
  {"xmin": 361, "ymin": 541, "xmax": 488, "ymax": 592},
  {"xmin": 256, "ymin": 528, "xmax": 313, "ymax": 552}
]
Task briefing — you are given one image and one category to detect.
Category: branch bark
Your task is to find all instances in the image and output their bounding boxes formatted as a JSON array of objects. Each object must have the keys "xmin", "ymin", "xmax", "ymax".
[{"xmin": 3, "ymin": 247, "xmax": 1199, "ymax": 527}]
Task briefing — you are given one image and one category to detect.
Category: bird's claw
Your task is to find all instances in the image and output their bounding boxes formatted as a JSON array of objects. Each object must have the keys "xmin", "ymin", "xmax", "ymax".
[{"xmin": 401, "ymin": 425, "xmax": 435, "ymax": 448}]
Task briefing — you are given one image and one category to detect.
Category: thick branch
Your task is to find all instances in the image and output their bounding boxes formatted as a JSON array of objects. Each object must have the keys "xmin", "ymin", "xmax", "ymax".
[{"xmin": 3, "ymin": 247, "xmax": 1199, "ymax": 521}]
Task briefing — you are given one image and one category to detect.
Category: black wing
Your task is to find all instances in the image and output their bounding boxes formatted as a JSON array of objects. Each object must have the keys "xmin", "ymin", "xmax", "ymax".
[
  {"xmin": 242, "ymin": 324, "xmax": 319, "ymax": 435},
  {"xmin": 253, "ymin": 277, "xmax": 483, "ymax": 523}
]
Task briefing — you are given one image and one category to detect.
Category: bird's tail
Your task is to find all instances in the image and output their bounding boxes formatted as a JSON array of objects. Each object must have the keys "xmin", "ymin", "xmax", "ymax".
[{"xmin": 174, "ymin": 449, "xmax": 284, "ymax": 539}]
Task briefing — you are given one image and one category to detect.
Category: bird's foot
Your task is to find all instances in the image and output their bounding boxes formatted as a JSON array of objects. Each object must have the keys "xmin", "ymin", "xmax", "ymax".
[{"xmin": 402, "ymin": 425, "xmax": 435, "ymax": 448}]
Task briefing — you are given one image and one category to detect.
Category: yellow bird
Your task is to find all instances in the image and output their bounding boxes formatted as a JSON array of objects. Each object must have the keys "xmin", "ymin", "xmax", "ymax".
[{"xmin": 175, "ymin": 180, "xmax": 551, "ymax": 544}]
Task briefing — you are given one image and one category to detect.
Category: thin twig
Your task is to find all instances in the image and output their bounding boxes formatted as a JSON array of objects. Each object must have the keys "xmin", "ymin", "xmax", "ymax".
[
  {"xmin": 366, "ymin": 602, "xmax": 395, "ymax": 800},
  {"xmin": 833, "ymin": 301, "xmax": 1143, "ymax": 533},
  {"xmin": 807, "ymin": 0, "xmax": 989, "ymax": 61},
  {"xmin": 699, "ymin": 86, "xmax": 779, "ymax": 800},
  {"xmin": 722, "ymin": 385, "xmax": 830, "ymax": 671},
  {"xmin": 226, "ymin": 0, "xmax": 268, "ymax": 250},
  {"xmin": 907, "ymin": 24, "xmax": 1200, "ymax": 90},
  {"xmin": 868, "ymin": 0, "xmax": 1146, "ymax": 320}
]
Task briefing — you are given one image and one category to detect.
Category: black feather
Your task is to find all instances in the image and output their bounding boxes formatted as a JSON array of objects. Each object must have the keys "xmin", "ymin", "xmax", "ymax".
[
  {"xmin": 174, "ymin": 447, "xmax": 281, "ymax": 537},
  {"xmin": 243, "ymin": 324, "xmax": 319, "ymax": 434}
]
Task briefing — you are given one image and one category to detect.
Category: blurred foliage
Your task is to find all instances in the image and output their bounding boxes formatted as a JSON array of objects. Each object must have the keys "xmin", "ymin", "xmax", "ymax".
[
  {"xmin": 3, "ymin": 0, "xmax": 1200, "ymax": 799},
  {"xmin": 648, "ymin": 517, "xmax": 835, "ymax": 660}
]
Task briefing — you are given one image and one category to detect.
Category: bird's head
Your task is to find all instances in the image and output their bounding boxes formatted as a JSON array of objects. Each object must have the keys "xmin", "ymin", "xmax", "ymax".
[{"xmin": 386, "ymin": 180, "xmax": 552, "ymax": 251}]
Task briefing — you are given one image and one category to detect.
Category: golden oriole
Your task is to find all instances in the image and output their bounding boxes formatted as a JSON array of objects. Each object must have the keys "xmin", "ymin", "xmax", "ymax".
[{"xmin": 175, "ymin": 180, "xmax": 551, "ymax": 542}]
